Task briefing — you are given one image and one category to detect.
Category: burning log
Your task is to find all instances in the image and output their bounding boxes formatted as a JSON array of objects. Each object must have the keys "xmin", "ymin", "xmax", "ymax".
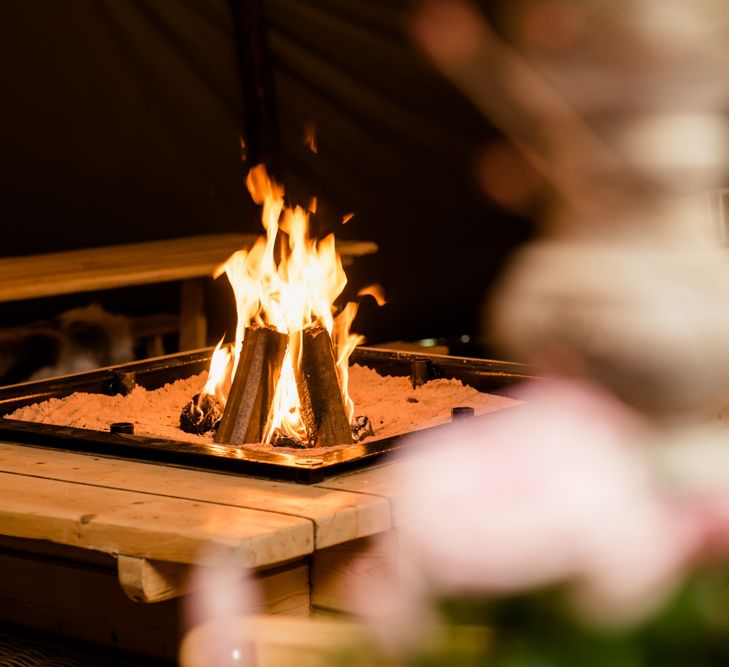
[
  {"xmin": 180, "ymin": 393, "xmax": 224, "ymax": 435},
  {"xmin": 214, "ymin": 325, "xmax": 287, "ymax": 445},
  {"xmin": 294, "ymin": 326, "xmax": 354, "ymax": 447}
]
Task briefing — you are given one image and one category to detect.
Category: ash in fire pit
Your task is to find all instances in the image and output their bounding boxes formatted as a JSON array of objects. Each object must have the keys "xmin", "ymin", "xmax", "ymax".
[
  {"xmin": 6, "ymin": 364, "xmax": 521, "ymax": 454},
  {"xmin": 5, "ymin": 166, "xmax": 523, "ymax": 451}
]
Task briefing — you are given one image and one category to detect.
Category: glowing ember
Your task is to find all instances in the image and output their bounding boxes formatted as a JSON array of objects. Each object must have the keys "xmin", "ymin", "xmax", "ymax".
[{"xmin": 199, "ymin": 165, "xmax": 366, "ymax": 445}]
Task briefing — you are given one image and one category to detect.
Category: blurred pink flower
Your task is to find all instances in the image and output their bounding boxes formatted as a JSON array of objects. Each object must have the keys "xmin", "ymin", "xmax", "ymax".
[
  {"xmin": 355, "ymin": 378, "xmax": 701, "ymax": 649},
  {"xmin": 651, "ymin": 431, "xmax": 729, "ymax": 561}
]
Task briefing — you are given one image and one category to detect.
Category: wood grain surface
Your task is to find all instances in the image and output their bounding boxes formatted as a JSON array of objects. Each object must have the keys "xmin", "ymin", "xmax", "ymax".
[
  {"xmin": 0, "ymin": 443, "xmax": 392, "ymax": 550},
  {"xmin": 0, "ymin": 234, "xmax": 378, "ymax": 301}
]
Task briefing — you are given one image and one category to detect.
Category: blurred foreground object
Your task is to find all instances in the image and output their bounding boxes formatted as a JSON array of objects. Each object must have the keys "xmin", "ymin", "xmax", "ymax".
[
  {"xmin": 350, "ymin": 379, "xmax": 729, "ymax": 666},
  {"xmin": 333, "ymin": 2, "xmax": 729, "ymax": 666},
  {"xmin": 416, "ymin": 0, "xmax": 729, "ymax": 416},
  {"xmin": 491, "ymin": 239, "xmax": 729, "ymax": 417},
  {"xmin": 180, "ymin": 615, "xmax": 371, "ymax": 667},
  {"xmin": 353, "ymin": 381, "xmax": 694, "ymax": 640},
  {"xmin": 186, "ymin": 3, "xmax": 729, "ymax": 666}
]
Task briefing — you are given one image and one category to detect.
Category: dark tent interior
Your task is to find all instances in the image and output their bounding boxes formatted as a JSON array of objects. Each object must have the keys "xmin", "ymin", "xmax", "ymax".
[
  {"xmin": 5, "ymin": 3, "xmax": 729, "ymax": 666},
  {"xmin": 0, "ymin": 0, "xmax": 534, "ymax": 372}
]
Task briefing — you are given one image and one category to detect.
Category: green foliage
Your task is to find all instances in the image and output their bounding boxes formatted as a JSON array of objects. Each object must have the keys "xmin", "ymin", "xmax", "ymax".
[{"xmin": 329, "ymin": 564, "xmax": 729, "ymax": 667}]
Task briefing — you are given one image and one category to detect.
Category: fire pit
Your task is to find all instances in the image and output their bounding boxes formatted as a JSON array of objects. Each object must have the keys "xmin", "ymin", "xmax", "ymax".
[
  {"xmin": 0, "ymin": 347, "xmax": 530, "ymax": 482},
  {"xmin": 0, "ymin": 165, "xmax": 531, "ymax": 481}
]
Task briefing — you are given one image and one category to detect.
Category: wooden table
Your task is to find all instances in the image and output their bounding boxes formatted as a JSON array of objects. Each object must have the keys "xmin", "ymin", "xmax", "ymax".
[
  {"xmin": 0, "ymin": 441, "xmax": 405, "ymax": 660},
  {"xmin": 0, "ymin": 235, "xmax": 378, "ymax": 350}
]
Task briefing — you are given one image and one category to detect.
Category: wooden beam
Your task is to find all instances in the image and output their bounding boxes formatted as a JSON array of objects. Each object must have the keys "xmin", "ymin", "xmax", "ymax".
[
  {"xmin": 230, "ymin": 0, "xmax": 282, "ymax": 176},
  {"xmin": 257, "ymin": 562, "xmax": 311, "ymax": 617},
  {"xmin": 118, "ymin": 555, "xmax": 310, "ymax": 613},
  {"xmin": 118, "ymin": 555, "xmax": 189, "ymax": 604},
  {"xmin": 311, "ymin": 531, "xmax": 397, "ymax": 615},
  {"xmin": 179, "ymin": 278, "xmax": 207, "ymax": 350},
  {"xmin": 0, "ymin": 234, "xmax": 376, "ymax": 302}
]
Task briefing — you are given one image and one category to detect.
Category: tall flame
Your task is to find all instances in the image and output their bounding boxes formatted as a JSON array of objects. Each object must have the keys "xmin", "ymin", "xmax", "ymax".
[{"xmin": 202, "ymin": 165, "xmax": 363, "ymax": 443}]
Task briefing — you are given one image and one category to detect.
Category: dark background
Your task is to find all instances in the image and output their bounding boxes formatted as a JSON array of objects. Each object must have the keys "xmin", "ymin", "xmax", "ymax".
[{"xmin": 0, "ymin": 0, "xmax": 534, "ymax": 351}]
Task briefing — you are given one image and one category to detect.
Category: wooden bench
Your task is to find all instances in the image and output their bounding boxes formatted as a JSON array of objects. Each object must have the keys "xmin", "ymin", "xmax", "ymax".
[
  {"xmin": 0, "ymin": 234, "xmax": 378, "ymax": 350},
  {"xmin": 0, "ymin": 441, "xmax": 404, "ymax": 660}
]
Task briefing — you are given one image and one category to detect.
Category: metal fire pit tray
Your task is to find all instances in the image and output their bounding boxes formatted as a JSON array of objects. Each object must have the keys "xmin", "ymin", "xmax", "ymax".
[{"xmin": 0, "ymin": 347, "xmax": 532, "ymax": 483}]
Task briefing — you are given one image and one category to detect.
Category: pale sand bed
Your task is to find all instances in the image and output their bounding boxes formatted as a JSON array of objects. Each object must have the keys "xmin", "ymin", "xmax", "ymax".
[{"xmin": 6, "ymin": 364, "xmax": 521, "ymax": 452}]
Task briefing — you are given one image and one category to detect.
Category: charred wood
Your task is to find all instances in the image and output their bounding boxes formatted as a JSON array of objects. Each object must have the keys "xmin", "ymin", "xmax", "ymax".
[
  {"xmin": 180, "ymin": 392, "xmax": 224, "ymax": 435},
  {"xmin": 214, "ymin": 325, "xmax": 287, "ymax": 445},
  {"xmin": 270, "ymin": 428, "xmax": 314, "ymax": 449},
  {"xmin": 351, "ymin": 415, "xmax": 375, "ymax": 443},
  {"xmin": 294, "ymin": 326, "xmax": 354, "ymax": 447}
]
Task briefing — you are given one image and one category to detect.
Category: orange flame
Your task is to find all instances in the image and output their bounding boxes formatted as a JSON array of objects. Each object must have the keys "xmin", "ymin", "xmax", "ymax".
[
  {"xmin": 358, "ymin": 283, "xmax": 387, "ymax": 307},
  {"xmin": 333, "ymin": 302, "xmax": 364, "ymax": 420},
  {"xmin": 201, "ymin": 338, "xmax": 232, "ymax": 401},
  {"xmin": 201, "ymin": 165, "xmax": 363, "ymax": 444},
  {"xmin": 304, "ymin": 122, "xmax": 318, "ymax": 154}
]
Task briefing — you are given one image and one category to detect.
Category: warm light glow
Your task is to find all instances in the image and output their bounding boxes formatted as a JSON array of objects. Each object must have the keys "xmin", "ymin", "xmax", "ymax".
[
  {"xmin": 333, "ymin": 301, "xmax": 364, "ymax": 420},
  {"xmin": 201, "ymin": 165, "xmax": 364, "ymax": 444},
  {"xmin": 201, "ymin": 337, "xmax": 232, "ymax": 401},
  {"xmin": 304, "ymin": 122, "xmax": 318, "ymax": 153},
  {"xmin": 358, "ymin": 284, "xmax": 387, "ymax": 307}
]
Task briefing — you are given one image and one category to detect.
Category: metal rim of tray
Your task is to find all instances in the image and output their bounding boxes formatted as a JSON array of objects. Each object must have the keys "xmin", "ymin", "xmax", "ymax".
[{"xmin": 0, "ymin": 347, "xmax": 533, "ymax": 483}]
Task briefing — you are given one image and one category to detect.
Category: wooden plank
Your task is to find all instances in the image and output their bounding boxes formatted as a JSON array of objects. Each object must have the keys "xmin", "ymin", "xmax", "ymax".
[
  {"xmin": 0, "ymin": 235, "xmax": 377, "ymax": 302},
  {"xmin": 180, "ymin": 614, "xmax": 369, "ymax": 667},
  {"xmin": 118, "ymin": 555, "xmax": 189, "ymax": 603},
  {"xmin": 118, "ymin": 555, "xmax": 310, "ymax": 612},
  {"xmin": 179, "ymin": 278, "xmax": 208, "ymax": 350},
  {"xmin": 0, "ymin": 470, "xmax": 312, "ymax": 567},
  {"xmin": 311, "ymin": 531, "xmax": 397, "ymax": 614},
  {"xmin": 317, "ymin": 459, "xmax": 410, "ymax": 526},
  {"xmin": 0, "ymin": 235, "xmax": 252, "ymax": 300},
  {"xmin": 0, "ymin": 443, "xmax": 392, "ymax": 549},
  {"xmin": 257, "ymin": 562, "xmax": 311, "ymax": 616}
]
